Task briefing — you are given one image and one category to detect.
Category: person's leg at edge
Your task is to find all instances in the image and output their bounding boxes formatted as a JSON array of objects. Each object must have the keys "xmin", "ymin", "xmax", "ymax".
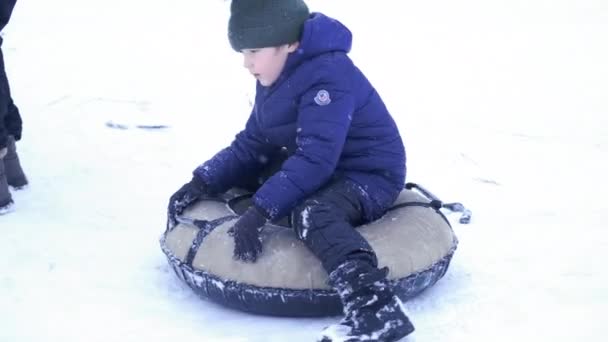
[
  {"xmin": 4, "ymin": 135, "xmax": 27, "ymax": 188},
  {"xmin": 0, "ymin": 152, "xmax": 13, "ymax": 213}
]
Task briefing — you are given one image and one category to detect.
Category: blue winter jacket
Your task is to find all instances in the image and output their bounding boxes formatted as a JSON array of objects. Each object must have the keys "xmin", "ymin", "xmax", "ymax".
[{"xmin": 195, "ymin": 13, "xmax": 406, "ymax": 220}]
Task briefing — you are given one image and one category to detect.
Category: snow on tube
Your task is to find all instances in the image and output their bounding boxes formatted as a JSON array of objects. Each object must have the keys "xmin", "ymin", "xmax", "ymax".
[{"xmin": 160, "ymin": 187, "xmax": 458, "ymax": 317}]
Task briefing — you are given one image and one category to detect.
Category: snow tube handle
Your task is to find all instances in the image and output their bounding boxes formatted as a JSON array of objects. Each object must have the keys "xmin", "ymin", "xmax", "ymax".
[{"xmin": 405, "ymin": 182, "xmax": 472, "ymax": 224}]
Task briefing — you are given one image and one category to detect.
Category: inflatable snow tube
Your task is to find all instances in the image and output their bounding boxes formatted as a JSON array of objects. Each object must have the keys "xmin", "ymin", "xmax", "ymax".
[{"xmin": 160, "ymin": 187, "xmax": 458, "ymax": 317}]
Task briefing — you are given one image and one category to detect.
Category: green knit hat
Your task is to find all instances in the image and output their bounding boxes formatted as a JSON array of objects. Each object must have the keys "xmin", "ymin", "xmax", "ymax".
[{"xmin": 228, "ymin": 0, "xmax": 310, "ymax": 51}]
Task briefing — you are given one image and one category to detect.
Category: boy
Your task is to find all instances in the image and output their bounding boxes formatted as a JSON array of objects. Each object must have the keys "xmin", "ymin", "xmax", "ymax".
[
  {"xmin": 1, "ymin": 0, "xmax": 27, "ymax": 214},
  {"xmin": 168, "ymin": 1, "xmax": 414, "ymax": 340}
]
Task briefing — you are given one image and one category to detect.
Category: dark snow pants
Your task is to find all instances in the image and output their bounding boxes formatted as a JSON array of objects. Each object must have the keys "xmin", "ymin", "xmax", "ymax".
[
  {"xmin": 0, "ymin": 0, "xmax": 21, "ymax": 151},
  {"xmin": 235, "ymin": 153, "xmax": 381, "ymax": 274},
  {"xmin": 289, "ymin": 179, "xmax": 379, "ymax": 273}
]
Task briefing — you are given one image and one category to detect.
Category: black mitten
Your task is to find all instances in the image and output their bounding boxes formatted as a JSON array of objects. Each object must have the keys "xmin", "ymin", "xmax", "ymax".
[
  {"xmin": 167, "ymin": 175, "xmax": 208, "ymax": 229},
  {"xmin": 228, "ymin": 206, "xmax": 268, "ymax": 262}
]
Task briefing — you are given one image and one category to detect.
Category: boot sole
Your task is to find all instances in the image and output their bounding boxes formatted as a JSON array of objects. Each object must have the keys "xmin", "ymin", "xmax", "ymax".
[
  {"xmin": 9, "ymin": 183, "xmax": 28, "ymax": 191},
  {"xmin": 318, "ymin": 319, "xmax": 414, "ymax": 342},
  {"xmin": 0, "ymin": 201, "xmax": 15, "ymax": 215}
]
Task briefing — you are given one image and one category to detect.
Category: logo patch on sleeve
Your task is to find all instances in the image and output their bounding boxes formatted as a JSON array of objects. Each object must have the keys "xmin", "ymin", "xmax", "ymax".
[{"xmin": 314, "ymin": 89, "xmax": 331, "ymax": 106}]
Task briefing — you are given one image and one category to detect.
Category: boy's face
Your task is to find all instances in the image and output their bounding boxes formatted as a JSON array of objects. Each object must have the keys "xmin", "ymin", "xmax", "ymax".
[{"xmin": 242, "ymin": 43, "xmax": 299, "ymax": 87}]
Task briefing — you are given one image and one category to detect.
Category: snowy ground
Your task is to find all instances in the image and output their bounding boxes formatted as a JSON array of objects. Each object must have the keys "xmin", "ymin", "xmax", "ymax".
[{"xmin": 1, "ymin": 0, "xmax": 607, "ymax": 341}]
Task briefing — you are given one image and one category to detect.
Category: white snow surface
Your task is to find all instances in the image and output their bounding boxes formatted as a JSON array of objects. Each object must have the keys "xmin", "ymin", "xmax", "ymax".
[{"xmin": 1, "ymin": 0, "xmax": 607, "ymax": 341}]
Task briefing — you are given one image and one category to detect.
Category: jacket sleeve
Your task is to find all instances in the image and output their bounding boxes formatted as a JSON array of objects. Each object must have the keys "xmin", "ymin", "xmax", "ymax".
[
  {"xmin": 193, "ymin": 109, "xmax": 273, "ymax": 194},
  {"xmin": 0, "ymin": 0, "xmax": 17, "ymax": 32},
  {"xmin": 253, "ymin": 85, "xmax": 355, "ymax": 219}
]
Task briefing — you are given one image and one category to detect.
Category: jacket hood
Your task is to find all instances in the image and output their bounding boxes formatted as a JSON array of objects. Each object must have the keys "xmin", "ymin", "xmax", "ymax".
[{"xmin": 283, "ymin": 12, "xmax": 353, "ymax": 74}]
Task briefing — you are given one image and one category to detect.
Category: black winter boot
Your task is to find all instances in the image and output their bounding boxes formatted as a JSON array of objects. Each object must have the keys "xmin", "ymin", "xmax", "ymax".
[
  {"xmin": 319, "ymin": 260, "xmax": 415, "ymax": 342},
  {"xmin": 0, "ymin": 152, "xmax": 14, "ymax": 215},
  {"xmin": 4, "ymin": 136, "xmax": 28, "ymax": 189}
]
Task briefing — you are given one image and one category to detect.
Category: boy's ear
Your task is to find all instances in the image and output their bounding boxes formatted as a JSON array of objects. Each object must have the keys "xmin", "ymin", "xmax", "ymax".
[{"xmin": 286, "ymin": 42, "xmax": 300, "ymax": 53}]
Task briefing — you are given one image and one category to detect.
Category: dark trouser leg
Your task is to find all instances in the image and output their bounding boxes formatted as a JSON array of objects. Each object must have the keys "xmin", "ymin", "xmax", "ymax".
[
  {"xmin": 4, "ymin": 99, "xmax": 22, "ymax": 141},
  {"xmin": 0, "ymin": 35, "xmax": 9, "ymax": 151},
  {"xmin": 4, "ymin": 135, "xmax": 27, "ymax": 188},
  {"xmin": 291, "ymin": 178, "xmax": 377, "ymax": 274},
  {"xmin": 1, "ymin": 36, "xmax": 22, "ymax": 142},
  {"xmin": 0, "ymin": 153, "xmax": 12, "ymax": 209},
  {"xmin": 296, "ymin": 180, "xmax": 415, "ymax": 342}
]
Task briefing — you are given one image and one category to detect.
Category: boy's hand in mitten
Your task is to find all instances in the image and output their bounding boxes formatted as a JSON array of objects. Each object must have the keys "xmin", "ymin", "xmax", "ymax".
[
  {"xmin": 228, "ymin": 206, "xmax": 268, "ymax": 262},
  {"xmin": 167, "ymin": 175, "xmax": 209, "ymax": 229}
]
